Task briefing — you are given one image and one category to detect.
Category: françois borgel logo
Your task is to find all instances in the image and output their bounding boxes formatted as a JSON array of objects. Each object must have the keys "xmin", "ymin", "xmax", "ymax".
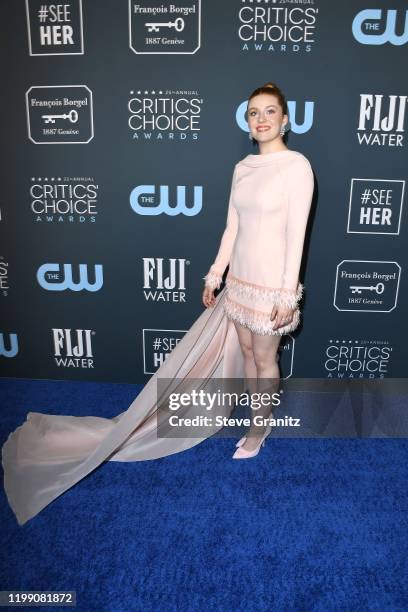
[
  {"xmin": 128, "ymin": 89, "xmax": 202, "ymax": 141},
  {"xmin": 26, "ymin": 85, "xmax": 93, "ymax": 144},
  {"xmin": 143, "ymin": 329, "xmax": 187, "ymax": 374},
  {"xmin": 347, "ymin": 178, "xmax": 405, "ymax": 235},
  {"xmin": 357, "ymin": 94, "xmax": 407, "ymax": 148},
  {"xmin": 324, "ymin": 339, "xmax": 392, "ymax": 378},
  {"xmin": 143, "ymin": 258, "xmax": 188, "ymax": 302},
  {"xmin": 334, "ymin": 261, "xmax": 401, "ymax": 312},
  {"xmin": 130, "ymin": 182, "xmax": 202, "ymax": 215},
  {"xmin": 129, "ymin": 0, "xmax": 200, "ymax": 54},
  {"xmin": 237, "ymin": 1, "xmax": 319, "ymax": 53},
  {"xmin": 30, "ymin": 176, "xmax": 99, "ymax": 224},
  {"xmin": 352, "ymin": 9, "xmax": 408, "ymax": 46},
  {"xmin": 26, "ymin": 0, "xmax": 84, "ymax": 55},
  {"xmin": 277, "ymin": 337, "xmax": 296, "ymax": 380},
  {"xmin": 52, "ymin": 328, "xmax": 95, "ymax": 369},
  {"xmin": 37, "ymin": 263, "xmax": 103, "ymax": 292}
]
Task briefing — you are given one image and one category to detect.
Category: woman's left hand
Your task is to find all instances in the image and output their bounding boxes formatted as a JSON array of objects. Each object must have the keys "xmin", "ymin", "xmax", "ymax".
[{"xmin": 270, "ymin": 304, "xmax": 295, "ymax": 330}]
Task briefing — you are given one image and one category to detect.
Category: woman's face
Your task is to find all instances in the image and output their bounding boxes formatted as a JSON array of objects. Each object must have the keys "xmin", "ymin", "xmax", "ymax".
[{"xmin": 247, "ymin": 93, "xmax": 288, "ymax": 143}]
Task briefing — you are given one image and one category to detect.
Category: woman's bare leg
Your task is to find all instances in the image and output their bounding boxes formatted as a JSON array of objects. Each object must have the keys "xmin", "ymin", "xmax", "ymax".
[
  {"xmin": 232, "ymin": 320, "xmax": 257, "ymax": 397},
  {"xmin": 232, "ymin": 321, "xmax": 281, "ymax": 450},
  {"xmin": 242, "ymin": 331, "xmax": 282, "ymax": 451}
]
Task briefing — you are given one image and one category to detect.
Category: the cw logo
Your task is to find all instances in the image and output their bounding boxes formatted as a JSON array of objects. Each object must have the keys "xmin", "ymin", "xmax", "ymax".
[
  {"xmin": 130, "ymin": 185, "xmax": 203, "ymax": 216},
  {"xmin": 0, "ymin": 333, "xmax": 18, "ymax": 357},
  {"xmin": 37, "ymin": 263, "xmax": 103, "ymax": 291},
  {"xmin": 236, "ymin": 99, "xmax": 314, "ymax": 134},
  {"xmin": 352, "ymin": 9, "xmax": 408, "ymax": 46}
]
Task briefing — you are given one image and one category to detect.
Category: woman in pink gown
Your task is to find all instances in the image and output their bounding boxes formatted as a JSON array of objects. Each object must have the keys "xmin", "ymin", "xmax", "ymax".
[{"xmin": 1, "ymin": 82, "xmax": 314, "ymax": 525}]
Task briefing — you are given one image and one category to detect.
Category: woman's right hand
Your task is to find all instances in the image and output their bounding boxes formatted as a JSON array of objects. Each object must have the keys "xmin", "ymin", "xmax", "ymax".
[{"xmin": 202, "ymin": 286, "xmax": 216, "ymax": 308}]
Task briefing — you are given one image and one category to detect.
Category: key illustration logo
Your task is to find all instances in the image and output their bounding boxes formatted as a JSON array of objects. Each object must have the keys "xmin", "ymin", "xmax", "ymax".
[
  {"xmin": 129, "ymin": 0, "xmax": 201, "ymax": 54},
  {"xmin": 352, "ymin": 9, "xmax": 408, "ymax": 46},
  {"xmin": 26, "ymin": 0, "xmax": 84, "ymax": 55},
  {"xmin": 334, "ymin": 261, "xmax": 401, "ymax": 312},
  {"xmin": 37, "ymin": 263, "xmax": 103, "ymax": 292},
  {"xmin": 26, "ymin": 85, "xmax": 93, "ymax": 144}
]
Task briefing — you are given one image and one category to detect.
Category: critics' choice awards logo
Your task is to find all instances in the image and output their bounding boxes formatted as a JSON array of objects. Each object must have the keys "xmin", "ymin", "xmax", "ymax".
[
  {"xmin": 26, "ymin": 0, "xmax": 84, "ymax": 55},
  {"xmin": 30, "ymin": 177, "xmax": 99, "ymax": 223},
  {"xmin": 238, "ymin": 0, "xmax": 319, "ymax": 53},
  {"xmin": 130, "ymin": 182, "xmax": 202, "ymax": 216},
  {"xmin": 347, "ymin": 179, "xmax": 405, "ymax": 235},
  {"xmin": 37, "ymin": 263, "xmax": 103, "ymax": 291},
  {"xmin": 324, "ymin": 339, "xmax": 392, "ymax": 378},
  {"xmin": 0, "ymin": 333, "xmax": 18, "ymax": 358},
  {"xmin": 26, "ymin": 85, "xmax": 93, "ymax": 144},
  {"xmin": 52, "ymin": 328, "xmax": 95, "ymax": 369},
  {"xmin": 143, "ymin": 258, "xmax": 189, "ymax": 303},
  {"xmin": 334, "ymin": 261, "xmax": 401, "ymax": 312},
  {"xmin": 128, "ymin": 89, "xmax": 202, "ymax": 141},
  {"xmin": 236, "ymin": 98, "xmax": 314, "ymax": 135},
  {"xmin": 129, "ymin": 0, "xmax": 200, "ymax": 54},
  {"xmin": 357, "ymin": 94, "xmax": 407, "ymax": 149},
  {"xmin": 0, "ymin": 257, "xmax": 9, "ymax": 296},
  {"xmin": 143, "ymin": 329, "xmax": 187, "ymax": 374},
  {"xmin": 352, "ymin": 9, "xmax": 408, "ymax": 46}
]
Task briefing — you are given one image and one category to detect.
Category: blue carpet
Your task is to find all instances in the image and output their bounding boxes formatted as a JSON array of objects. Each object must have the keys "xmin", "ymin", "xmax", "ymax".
[{"xmin": 1, "ymin": 377, "xmax": 407, "ymax": 611}]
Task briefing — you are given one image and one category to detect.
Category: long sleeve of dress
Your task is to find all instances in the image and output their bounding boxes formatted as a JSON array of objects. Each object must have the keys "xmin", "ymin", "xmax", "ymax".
[
  {"xmin": 280, "ymin": 158, "xmax": 314, "ymax": 296},
  {"xmin": 203, "ymin": 165, "xmax": 238, "ymax": 290}
]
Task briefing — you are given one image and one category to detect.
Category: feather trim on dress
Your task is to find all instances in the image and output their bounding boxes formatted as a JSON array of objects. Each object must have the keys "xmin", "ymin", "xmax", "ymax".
[
  {"xmin": 203, "ymin": 269, "xmax": 223, "ymax": 290},
  {"xmin": 226, "ymin": 274, "xmax": 304, "ymax": 309},
  {"xmin": 224, "ymin": 295, "xmax": 301, "ymax": 336}
]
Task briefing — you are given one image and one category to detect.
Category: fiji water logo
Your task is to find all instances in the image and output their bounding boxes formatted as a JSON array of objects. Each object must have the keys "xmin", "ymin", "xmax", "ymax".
[
  {"xmin": 143, "ymin": 257, "xmax": 188, "ymax": 302},
  {"xmin": 0, "ymin": 333, "xmax": 19, "ymax": 357},
  {"xmin": 52, "ymin": 328, "xmax": 95, "ymax": 368},
  {"xmin": 37, "ymin": 263, "xmax": 103, "ymax": 291},
  {"xmin": 352, "ymin": 9, "xmax": 408, "ymax": 46}
]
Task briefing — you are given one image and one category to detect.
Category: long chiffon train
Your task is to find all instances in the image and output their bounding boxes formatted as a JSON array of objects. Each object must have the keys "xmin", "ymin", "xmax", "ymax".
[{"xmin": 2, "ymin": 287, "xmax": 245, "ymax": 526}]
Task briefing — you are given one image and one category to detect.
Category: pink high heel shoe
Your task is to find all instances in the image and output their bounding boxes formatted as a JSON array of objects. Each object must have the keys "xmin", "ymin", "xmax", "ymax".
[
  {"xmin": 235, "ymin": 434, "xmax": 247, "ymax": 448},
  {"xmin": 232, "ymin": 424, "xmax": 272, "ymax": 459}
]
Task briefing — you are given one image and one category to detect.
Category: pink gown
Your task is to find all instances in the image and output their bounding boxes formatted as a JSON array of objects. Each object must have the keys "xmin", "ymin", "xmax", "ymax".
[
  {"xmin": 203, "ymin": 149, "xmax": 314, "ymax": 335},
  {"xmin": 1, "ymin": 149, "xmax": 314, "ymax": 526}
]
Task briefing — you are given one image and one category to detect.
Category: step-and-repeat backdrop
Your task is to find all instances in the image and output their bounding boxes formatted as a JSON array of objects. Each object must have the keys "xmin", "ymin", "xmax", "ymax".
[{"xmin": 0, "ymin": 0, "xmax": 407, "ymax": 382}]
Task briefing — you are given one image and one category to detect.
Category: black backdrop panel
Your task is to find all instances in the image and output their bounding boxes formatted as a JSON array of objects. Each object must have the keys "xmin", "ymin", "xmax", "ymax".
[{"xmin": 0, "ymin": 0, "xmax": 406, "ymax": 383}]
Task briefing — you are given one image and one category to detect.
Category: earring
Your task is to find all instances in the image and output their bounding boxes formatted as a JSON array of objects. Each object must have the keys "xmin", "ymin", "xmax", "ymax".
[
  {"xmin": 248, "ymin": 132, "xmax": 253, "ymax": 140},
  {"xmin": 280, "ymin": 123, "xmax": 287, "ymax": 136}
]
